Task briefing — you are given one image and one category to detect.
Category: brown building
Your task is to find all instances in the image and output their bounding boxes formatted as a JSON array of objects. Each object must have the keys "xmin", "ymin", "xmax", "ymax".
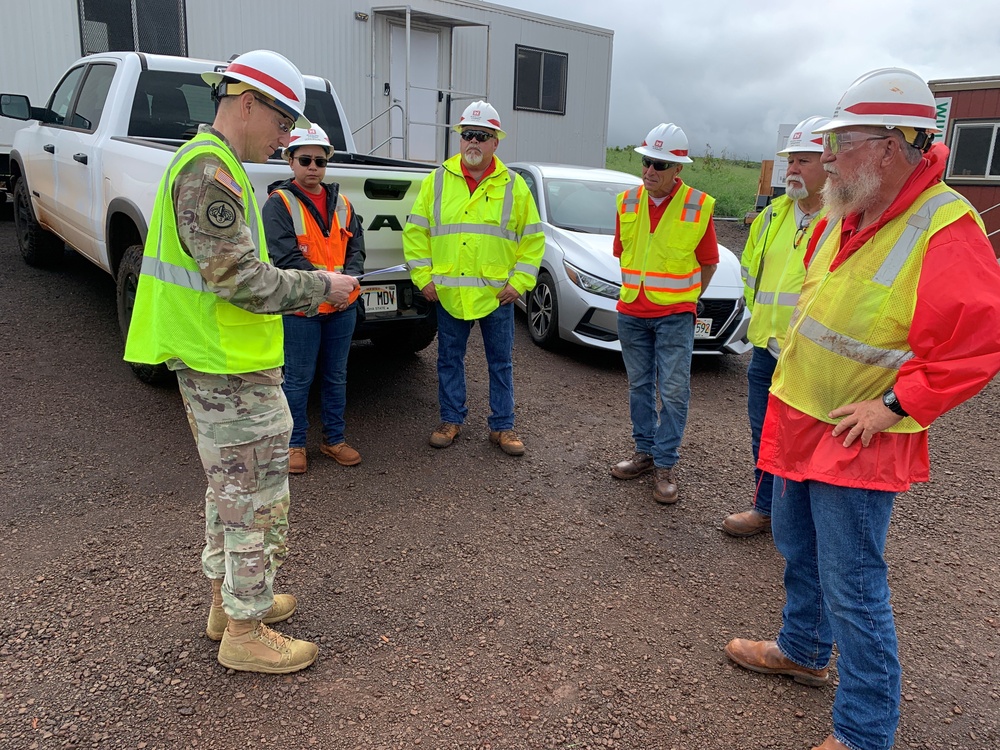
[{"xmin": 929, "ymin": 75, "xmax": 1000, "ymax": 256}]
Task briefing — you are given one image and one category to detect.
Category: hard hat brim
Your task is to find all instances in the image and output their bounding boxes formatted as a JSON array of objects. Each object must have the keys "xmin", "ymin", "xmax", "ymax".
[
  {"xmin": 451, "ymin": 123, "xmax": 506, "ymax": 140},
  {"xmin": 633, "ymin": 145, "xmax": 692, "ymax": 164}
]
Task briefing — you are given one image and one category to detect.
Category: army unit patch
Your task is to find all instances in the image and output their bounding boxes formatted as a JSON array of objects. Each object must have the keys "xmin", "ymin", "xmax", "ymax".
[
  {"xmin": 213, "ymin": 167, "xmax": 243, "ymax": 199},
  {"xmin": 206, "ymin": 200, "xmax": 237, "ymax": 229}
]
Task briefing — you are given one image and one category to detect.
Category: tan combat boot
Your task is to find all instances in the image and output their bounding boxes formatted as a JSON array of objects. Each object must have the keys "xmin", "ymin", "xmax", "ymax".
[
  {"xmin": 217, "ymin": 619, "xmax": 318, "ymax": 674},
  {"xmin": 205, "ymin": 580, "xmax": 298, "ymax": 641}
]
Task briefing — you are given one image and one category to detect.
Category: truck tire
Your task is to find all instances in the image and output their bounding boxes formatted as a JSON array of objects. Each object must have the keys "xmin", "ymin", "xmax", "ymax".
[
  {"xmin": 116, "ymin": 243, "xmax": 173, "ymax": 386},
  {"xmin": 370, "ymin": 318, "xmax": 438, "ymax": 355},
  {"xmin": 13, "ymin": 178, "xmax": 64, "ymax": 267}
]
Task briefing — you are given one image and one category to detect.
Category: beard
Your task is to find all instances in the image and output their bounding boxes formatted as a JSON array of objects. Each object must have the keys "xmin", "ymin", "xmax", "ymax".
[
  {"xmin": 821, "ymin": 151, "xmax": 882, "ymax": 218},
  {"xmin": 463, "ymin": 150, "xmax": 484, "ymax": 168},
  {"xmin": 785, "ymin": 182, "xmax": 808, "ymax": 201}
]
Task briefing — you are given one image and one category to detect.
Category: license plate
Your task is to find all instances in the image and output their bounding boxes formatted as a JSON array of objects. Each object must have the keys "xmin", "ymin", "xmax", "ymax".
[
  {"xmin": 361, "ymin": 284, "xmax": 397, "ymax": 313},
  {"xmin": 694, "ymin": 317, "xmax": 713, "ymax": 339}
]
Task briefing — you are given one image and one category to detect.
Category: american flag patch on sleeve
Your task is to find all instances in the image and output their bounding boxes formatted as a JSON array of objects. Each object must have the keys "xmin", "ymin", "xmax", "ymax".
[{"xmin": 213, "ymin": 167, "xmax": 243, "ymax": 199}]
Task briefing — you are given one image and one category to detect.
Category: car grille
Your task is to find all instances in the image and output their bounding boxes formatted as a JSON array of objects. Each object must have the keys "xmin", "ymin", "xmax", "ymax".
[{"xmin": 700, "ymin": 299, "xmax": 738, "ymax": 338}]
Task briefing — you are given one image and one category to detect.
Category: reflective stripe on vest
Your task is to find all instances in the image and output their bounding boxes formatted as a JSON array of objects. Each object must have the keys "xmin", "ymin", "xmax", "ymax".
[
  {"xmin": 272, "ymin": 188, "xmax": 358, "ymax": 312},
  {"xmin": 616, "ymin": 183, "xmax": 710, "ymax": 306},
  {"xmin": 124, "ymin": 132, "xmax": 282, "ymax": 373},
  {"xmin": 771, "ymin": 184, "xmax": 980, "ymax": 432},
  {"xmin": 429, "ymin": 167, "xmax": 519, "ymax": 242}
]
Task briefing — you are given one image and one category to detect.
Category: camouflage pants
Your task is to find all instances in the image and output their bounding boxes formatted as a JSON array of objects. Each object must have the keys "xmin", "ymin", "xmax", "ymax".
[{"xmin": 177, "ymin": 370, "xmax": 293, "ymax": 620}]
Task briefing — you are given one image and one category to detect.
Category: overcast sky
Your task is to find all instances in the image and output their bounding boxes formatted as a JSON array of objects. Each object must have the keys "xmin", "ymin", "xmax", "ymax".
[{"xmin": 497, "ymin": 0, "xmax": 1000, "ymax": 160}]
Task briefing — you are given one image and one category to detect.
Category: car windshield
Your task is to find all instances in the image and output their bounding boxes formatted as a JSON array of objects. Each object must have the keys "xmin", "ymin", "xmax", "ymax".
[{"xmin": 544, "ymin": 178, "xmax": 636, "ymax": 235}]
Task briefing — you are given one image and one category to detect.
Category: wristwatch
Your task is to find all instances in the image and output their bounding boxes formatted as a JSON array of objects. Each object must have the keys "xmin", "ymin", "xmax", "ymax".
[{"xmin": 881, "ymin": 387, "xmax": 908, "ymax": 418}]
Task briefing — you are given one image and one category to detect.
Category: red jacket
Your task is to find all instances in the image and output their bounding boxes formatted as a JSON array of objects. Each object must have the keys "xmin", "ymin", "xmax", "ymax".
[{"xmin": 759, "ymin": 145, "xmax": 1000, "ymax": 491}]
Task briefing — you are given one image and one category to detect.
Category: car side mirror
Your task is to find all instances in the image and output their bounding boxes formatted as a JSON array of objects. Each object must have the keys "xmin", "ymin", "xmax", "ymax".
[{"xmin": 0, "ymin": 93, "xmax": 31, "ymax": 120}]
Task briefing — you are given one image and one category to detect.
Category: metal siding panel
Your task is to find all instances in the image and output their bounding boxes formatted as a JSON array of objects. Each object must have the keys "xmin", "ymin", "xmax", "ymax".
[{"xmin": 182, "ymin": 0, "xmax": 612, "ymax": 165}]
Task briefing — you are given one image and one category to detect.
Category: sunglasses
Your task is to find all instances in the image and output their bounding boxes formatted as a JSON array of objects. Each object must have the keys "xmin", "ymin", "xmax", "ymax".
[
  {"xmin": 641, "ymin": 157, "xmax": 674, "ymax": 171},
  {"xmin": 253, "ymin": 94, "xmax": 294, "ymax": 134},
  {"xmin": 822, "ymin": 131, "xmax": 889, "ymax": 156},
  {"xmin": 294, "ymin": 155, "xmax": 328, "ymax": 168},
  {"xmin": 460, "ymin": 130, "xmax": 494, "ymax": 143}
]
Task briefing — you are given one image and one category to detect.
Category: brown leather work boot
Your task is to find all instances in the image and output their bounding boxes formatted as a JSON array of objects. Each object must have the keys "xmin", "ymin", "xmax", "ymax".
[
  {"xmin": 429, "ymin": 422, "xmax": 461, "ymax": 448},
  {"xmin": 652, "ymin": 466, "xmax": 678, "ymax": 504},
  {"xmin": 722, "ymin": 509, "xmax": 771, "ymax": 537},
  {"xmin": 611, "ymin": 451, "xmax": 654, "ymax": 479},
  {"xmin": 489, "ymin": 429, "xmax": 525, "ymax": 456},
  {"xmin": 724, "ymin": 638, "xmax": 829, "ymax": 687},
  {"xmin": 218, "ymin": 620, "xmax": 318, "ymax": 674},
  {"xmin": 288, "ymin": 447, "xmax": 307, "ymax": 474},
  {"xmin": 812, "ymin": 736, "xmax": 850, "ymax": 750},
  {"xmin": 320, "ymin": 441, "xmax": 361, "ymax": 466}
]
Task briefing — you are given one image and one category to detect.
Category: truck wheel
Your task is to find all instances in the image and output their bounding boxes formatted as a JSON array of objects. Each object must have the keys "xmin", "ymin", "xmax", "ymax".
[
  {"xmin": 116, "ymin": 243, "xmax": 173, "ymax": 386},
  {"xmin": 13, "ymin": 179, "xmax": 64, "ymax": 267},
  {"xmin": 370, "ymin": 319, "xmax": 438, "ymax": 355}
]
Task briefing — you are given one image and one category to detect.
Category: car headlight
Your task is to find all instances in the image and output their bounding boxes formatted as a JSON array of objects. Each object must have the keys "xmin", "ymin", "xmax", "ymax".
[{"xmin": 563, "ymin": 261, "xmax": 620, "ymax": 299}]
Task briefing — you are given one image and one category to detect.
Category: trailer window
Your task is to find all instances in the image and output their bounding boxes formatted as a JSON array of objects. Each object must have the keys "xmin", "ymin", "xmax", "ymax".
[
  {"xmin": 79, "ymin": 0, "xmax": 187, "ymax": 56},
  {"xmin": 948, "ymin": 122, "xmax": 1000, "ymax": 181},
  {"xmin": 514, "ymin": 46, "xmax": 567, "ymax": 116}
]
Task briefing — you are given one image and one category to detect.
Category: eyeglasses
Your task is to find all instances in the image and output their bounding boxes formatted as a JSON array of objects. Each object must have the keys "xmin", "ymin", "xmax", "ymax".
[
  {"xmin": 822, "ymin": 131, "xmax": 889, "ymax": 156},
  {"xmin": 793, "ymin": 214, "xmax": 814, "ymax": 249},
  {"xmin": 460, "ymin": 130, "xmax": 494, "ymax": 143},
  {"xmin": 641, "ymin": 157, "xmax": 673, "ymax": 172},
  {"xmin": 253, "ymin": 94, "xmax": 294, "ymax": 134},
  {"xmin": 294, "ymin": 155, "xmax": 328, "ymax": 168}
]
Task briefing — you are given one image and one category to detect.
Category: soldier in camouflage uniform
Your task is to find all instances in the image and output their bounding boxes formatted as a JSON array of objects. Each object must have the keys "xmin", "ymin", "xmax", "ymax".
[{"xmin": 124, "ymin": 50, "xmax": 358, "ymax": 674}]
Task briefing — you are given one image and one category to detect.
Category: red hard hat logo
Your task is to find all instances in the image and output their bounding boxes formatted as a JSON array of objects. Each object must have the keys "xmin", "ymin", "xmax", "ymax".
[
  {"xmin": 654, "ymin": 140, "xmax": 663, "ymax": 148},
  {"xmin": 473, "ymin": 110, "xmax": 481, "ymax": 117},
  {"xmin": 792, "ymin": 131, "xmax": 802, "ymax": 139}
]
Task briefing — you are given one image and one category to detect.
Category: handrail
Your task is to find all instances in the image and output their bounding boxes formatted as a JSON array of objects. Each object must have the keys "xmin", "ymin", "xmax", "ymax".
[
  {"xmin": 351, "ymin": 102, "xmax": 405, "ymax": 157},
  {"xmin": 351, "ymin": 103, "xmax": 404, "ymax": 136}
]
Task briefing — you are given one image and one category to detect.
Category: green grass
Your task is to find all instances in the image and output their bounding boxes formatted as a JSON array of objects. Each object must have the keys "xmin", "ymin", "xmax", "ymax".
[{"xmin": 605, "ymin": 147, "xmax": 760, "ymax": 219}]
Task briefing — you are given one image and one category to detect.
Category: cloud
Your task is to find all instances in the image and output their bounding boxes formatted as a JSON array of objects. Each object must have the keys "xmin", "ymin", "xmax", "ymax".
[{"xmin": 499, "ymin": 0, "xmax": 1000, "ymax": 159}]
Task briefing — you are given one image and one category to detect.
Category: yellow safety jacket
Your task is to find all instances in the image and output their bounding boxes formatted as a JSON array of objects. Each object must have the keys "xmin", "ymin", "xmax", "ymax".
[
  {"xmin": 771, "ymin": 183, "xmax": 981, "ymax": 432},
  {"xmin": 616, "ymin": 183, "xmax": 713, "ymax": 306},
  {"xmin": 741, "ymin": 194, "xmax": 826, "ymax": 349},
  {"xmin": 403, "ymin": 154, "xmax": 544, "ymax": 321},
  {"xmin": 124, "ymin": 132, "xmax": 283, "ymax": 373},
  {"xmin": 272, "ymin": 188, "xmax": 360, "ymax": 313}
]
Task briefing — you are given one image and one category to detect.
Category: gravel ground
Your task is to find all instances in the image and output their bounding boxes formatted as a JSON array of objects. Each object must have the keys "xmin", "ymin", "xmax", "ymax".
[{"xmin": 0, "ymin": 209, "xmax": 997, "ymax": 750}]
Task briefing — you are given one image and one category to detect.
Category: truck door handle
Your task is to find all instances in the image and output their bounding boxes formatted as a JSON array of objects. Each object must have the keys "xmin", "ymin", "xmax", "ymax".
[
  {"xmin": 73, "ymin": 153, "xmax": 88, "ymax": 165},
  {"xmin": 44, "ymin": 144, "xmax": 55, "ymax": 153}
]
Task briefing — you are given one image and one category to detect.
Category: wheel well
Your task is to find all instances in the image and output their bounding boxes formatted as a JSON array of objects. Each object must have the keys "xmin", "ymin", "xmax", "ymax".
[{"xmin": 108, "ymin": 213, "xmax": 143, "ymax": 278}]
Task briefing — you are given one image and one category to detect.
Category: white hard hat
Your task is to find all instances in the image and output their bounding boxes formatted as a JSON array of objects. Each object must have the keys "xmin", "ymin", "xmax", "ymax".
[
  {"xmin": 813, "ymin": 67, "xmax": 940, "ymax": 134},
  {"xmin": 284, "ymin": 123, "xmax": 334, "ymax": 157},
  {"xmin": 634, "ymin": 123, "xmax": 693, "ymax": 164},
  {"xmin": 203, "ymin": 50, "xmax": 309, "ymax": 128},
  {"xmin": 777, "ymin": 116, "xmax": 831, "ymax": 156},
  {"xmin": 451, "ymin": 100, "xmax": 506, "ymax": 139}
]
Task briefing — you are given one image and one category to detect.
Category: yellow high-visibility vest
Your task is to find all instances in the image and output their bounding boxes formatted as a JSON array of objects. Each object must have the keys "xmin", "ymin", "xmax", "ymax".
[
  {"xmin": 125, "ymin": 132, "xmax": 283, "ymax": 373},
  {"xmin": 741, "ymin": 194, "xmax": 826, "ymax": 348},
  {"xmin": 403, "ymin": 154, "xmax": 544, "ymax": 321},
  {"xmin": 771, "ymin": 183, "xmax": 981, "ymax": 431},
  {"xmin": 616, "ymin": 183, "xmax": 713, "ymax": 306}
]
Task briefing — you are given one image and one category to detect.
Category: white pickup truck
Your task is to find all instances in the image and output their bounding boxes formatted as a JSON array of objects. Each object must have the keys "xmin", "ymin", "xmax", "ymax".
[{"xmin": 1, "ymin": 51, "xmax": 435, "ymax": 381}]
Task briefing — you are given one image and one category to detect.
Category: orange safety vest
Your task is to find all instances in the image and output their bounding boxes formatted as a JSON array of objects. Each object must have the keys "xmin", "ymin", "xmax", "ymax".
[{"xmin": 273, "ymin": 188, "xmax": 360, "ymax": 313}]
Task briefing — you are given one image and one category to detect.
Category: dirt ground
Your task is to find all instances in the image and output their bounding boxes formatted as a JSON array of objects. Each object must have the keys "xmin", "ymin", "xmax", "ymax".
[{"xmin": 0, "ymin": 209, "xmax": 997, "ymax": 750}]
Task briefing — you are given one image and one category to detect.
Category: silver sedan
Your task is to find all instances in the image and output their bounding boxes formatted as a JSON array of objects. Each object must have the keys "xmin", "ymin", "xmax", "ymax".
[{"xmin": 509, "ymin": 162, "xmax": 750, "ymax": 355}]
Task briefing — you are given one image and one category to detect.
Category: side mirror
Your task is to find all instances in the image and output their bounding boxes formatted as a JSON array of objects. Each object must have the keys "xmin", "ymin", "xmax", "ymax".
[{"xmin": 0, "ymin": 93, "xmax": 31, "ymax": 121}]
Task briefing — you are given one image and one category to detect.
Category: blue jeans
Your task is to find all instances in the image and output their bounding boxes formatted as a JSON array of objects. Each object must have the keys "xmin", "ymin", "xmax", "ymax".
[
  {"xmin": 617, "ymin": 312, "xmax": 694, "ymax": 468},
  {"xmin": 436, "ymin": 303, "xmax": 515, "ymax": 431},
  {"xmin": 747, "ymin": 347, "xmax": 778, "ymax": 515},
  {"xmin": 281, "ymin": 305, "xmax": 357, "ymax": 447},
  {"xmin": 773, "ymin": 478, "xmax": 900, "ymax": 750}
]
